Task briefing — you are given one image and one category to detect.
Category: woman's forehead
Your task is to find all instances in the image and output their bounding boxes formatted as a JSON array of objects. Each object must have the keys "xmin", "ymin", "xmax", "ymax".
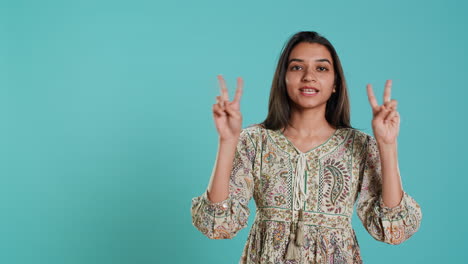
[{"xmin": 289, "ymin": 42, "xmax": 333, "ymax": 62}]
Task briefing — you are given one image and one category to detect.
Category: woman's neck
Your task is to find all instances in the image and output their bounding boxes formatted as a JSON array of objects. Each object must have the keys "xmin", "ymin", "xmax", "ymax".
[{"xmin": 283, "ymin": 107, "xmax": 334, "ymax": 137}]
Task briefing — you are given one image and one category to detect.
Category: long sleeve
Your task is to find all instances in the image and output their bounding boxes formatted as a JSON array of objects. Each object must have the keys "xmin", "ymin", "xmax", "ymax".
[
  {"xmin": 356, "ymin": 134, "xmax": 422, "ymax": 245},
  {"xmin": 191, "ymin": 128, "xmax": 256, "ymax": 239}
]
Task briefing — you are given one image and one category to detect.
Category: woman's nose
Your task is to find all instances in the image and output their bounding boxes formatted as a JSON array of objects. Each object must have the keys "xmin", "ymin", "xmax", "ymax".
[{"xmin": 302, "ymin": 69, "xmax": 317, "ymax": 82}]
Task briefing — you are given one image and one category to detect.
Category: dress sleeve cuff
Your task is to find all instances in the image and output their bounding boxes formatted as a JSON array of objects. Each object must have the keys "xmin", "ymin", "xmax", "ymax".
[
  {"xmin": 377, "ymin": 190, "xmax": 409, "ymax": 221},
  {"xmin": 202, "ymin": 190, "xmax": 231, "ymax": 214}
]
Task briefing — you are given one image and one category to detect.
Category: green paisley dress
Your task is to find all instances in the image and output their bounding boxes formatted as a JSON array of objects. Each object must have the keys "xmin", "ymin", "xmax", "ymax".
[{"xmin": 191, "ymin": 124, "xmax": 422, "ymax": 263}]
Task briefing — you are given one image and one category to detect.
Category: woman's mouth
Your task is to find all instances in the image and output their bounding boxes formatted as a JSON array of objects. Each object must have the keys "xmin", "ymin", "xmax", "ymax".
[{"xmin": 299, "ymin": 88, "xmax": 319, "ymax": 96}]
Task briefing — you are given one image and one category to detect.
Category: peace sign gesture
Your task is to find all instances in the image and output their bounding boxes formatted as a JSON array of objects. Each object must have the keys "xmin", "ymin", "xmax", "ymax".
[
  {"xmin": 366, "ymin": 80, "xmax": 400, "ymax": 145},
  {"xmin": 212, "ymin": 75, "xmax": 244, "ymax": 142}
]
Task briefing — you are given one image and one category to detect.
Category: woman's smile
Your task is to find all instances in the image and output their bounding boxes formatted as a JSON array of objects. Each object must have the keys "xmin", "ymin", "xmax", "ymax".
[{"xmin": 299, "ymin": 89, "xmax": 319, "ymax": 96}]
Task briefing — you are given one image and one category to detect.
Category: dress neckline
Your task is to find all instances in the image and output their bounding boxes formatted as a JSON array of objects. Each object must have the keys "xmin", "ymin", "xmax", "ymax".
[{"xmin": 278, "ymin": 128, "xmax": 340, "ymax": 155}]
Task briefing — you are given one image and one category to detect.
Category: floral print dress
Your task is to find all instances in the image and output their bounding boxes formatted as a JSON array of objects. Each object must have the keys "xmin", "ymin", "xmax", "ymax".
[{"xmin": 191, "ymin": 124, "xmax": 422, "ymax": 263}]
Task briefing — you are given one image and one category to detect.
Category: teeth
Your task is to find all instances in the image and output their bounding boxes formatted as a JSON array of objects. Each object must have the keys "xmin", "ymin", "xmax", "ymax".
[{"xmin": 301, "ymin": 89, "xmax": 318, "ymax": 92}]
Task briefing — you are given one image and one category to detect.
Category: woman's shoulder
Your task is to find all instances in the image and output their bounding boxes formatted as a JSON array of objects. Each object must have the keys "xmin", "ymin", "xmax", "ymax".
[
  {"xmin": 343, "ymin": 127, "xmax": 376, "ymax": 151},
  {"xmin": 345, "ymin": 127, "xmax": 371, "ymax": 138},
  {"xmin": 350, "ymin": 128, "xmax": 375, "ymax": 141},
  {"xmin": 239, "ymin": 123, "xmax": 268, "ymax": 146},
  {"xmin": 241, "ymin": 123, "xmax": 264, "ymax": 138},
  {"xmin": 242, "ymin": 123, "xmax": 266, "ymax": 132},
  {"xmin": 230, "ymin": 124, "xmax": 264, "ymax": 154}
]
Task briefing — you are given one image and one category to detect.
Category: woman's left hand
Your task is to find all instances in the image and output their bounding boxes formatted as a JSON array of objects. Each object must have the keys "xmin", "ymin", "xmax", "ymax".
[{"xmin": 366, "ymin": 80, "xmax": 400, "ymax": 145}]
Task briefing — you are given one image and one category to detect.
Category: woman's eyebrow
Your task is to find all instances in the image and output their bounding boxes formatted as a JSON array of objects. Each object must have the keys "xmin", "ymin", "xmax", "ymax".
[{"xmin": 288, "ymin": 58, "xmax": 332, "ymax": 65}]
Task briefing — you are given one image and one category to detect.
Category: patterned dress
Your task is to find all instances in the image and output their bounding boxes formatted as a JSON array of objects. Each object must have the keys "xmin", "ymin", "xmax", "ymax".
[{"xmin": 191, "ymin": 124, "xmax": 422, "ymax": 263}]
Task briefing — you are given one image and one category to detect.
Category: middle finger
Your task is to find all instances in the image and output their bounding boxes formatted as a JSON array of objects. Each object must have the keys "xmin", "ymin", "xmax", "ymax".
[{"xmin": 383, "ymin": 79, "xmax": 392, "ymax": 103}]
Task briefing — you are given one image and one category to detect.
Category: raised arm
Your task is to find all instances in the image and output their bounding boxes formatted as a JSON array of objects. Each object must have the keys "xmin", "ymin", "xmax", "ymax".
[
  {"xmin": 191, "ymin": 75, "xmax": 256, "ymax": 239},
  {"xmin": 206, "ymin": 75, "xmax": 244, "ymax": 202},
  {"xmin": 356, "ymin": 80, "xmax": 422, "ymax": 244}
]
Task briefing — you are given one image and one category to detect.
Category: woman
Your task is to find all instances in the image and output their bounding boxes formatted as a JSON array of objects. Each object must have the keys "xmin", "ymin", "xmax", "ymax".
[{"xmin": 191, "ymin": 31, "xmax": 422, "ymax": 263}]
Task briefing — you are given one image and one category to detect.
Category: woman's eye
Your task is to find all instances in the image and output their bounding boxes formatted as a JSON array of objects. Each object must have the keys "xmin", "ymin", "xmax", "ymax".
[
  {"xmin": 291, "ymin": 65, "xmax": 302, "ymax": 70},
  {"xmin": 317, "ymin": 66, "xmax": 328, "ymax": 72}
]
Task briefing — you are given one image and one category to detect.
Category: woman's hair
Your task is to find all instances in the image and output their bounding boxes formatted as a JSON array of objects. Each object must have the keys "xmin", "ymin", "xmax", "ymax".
[{"xmin": 259, "ymin": 31, "xmax": 355, "ymax": 132}]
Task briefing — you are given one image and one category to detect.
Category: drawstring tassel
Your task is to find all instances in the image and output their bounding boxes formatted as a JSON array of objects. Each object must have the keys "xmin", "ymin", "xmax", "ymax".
[
  {"xmin": 285, "ymin": 222, "xmax": 300, "ymax": 260},
  {"xmin": 256, "ymin": 232, "xmax": 262, "ymax": 256},
  {"xmin": 295, "ymin": 209, "xmax": 305, "ymax": 246}
]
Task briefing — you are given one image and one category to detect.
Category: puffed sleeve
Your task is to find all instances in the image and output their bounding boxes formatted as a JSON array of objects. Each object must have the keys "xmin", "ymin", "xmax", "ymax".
[
  {"xmin": 191, "ymin": 128, "xmax": 256, "ymax": 239},
  {"xmin": 356, "ymin": 134, "xmax": 422, "ymax": 245}
]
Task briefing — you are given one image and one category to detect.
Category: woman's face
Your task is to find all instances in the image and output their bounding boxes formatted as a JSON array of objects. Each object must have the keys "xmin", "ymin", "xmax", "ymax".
[{"xmin": 285, "ymin": 42, "xmax": 335, "ymax": 111}]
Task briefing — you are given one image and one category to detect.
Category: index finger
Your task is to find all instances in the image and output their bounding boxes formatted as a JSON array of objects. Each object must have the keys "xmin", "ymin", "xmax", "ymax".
[
  {"xmin": 366, "ymin": 84, "xmax": 379, "ymax": 111},
  {"xmin": 217, "ymin": 75, "xmax": 229, "ymax": 101}
]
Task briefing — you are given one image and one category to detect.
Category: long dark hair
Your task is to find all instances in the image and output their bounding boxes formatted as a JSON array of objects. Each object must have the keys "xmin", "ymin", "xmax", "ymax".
[{"xmin": 259, "ymin": 31, "xmax": 355, "ymax": 132}]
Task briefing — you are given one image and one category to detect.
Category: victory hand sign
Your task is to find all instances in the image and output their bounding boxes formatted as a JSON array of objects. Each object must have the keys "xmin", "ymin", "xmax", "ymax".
[
  {"xmin": 212, "ymin": 75, "xmax": 244, "ymax": 142},
  {"xmin": 367, "ymin": 80, "xmax": 401, "ymax": 145}
]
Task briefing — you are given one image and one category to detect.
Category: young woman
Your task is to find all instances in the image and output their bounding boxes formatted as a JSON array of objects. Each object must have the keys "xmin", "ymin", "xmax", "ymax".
[{"xmin": 191, "ymin": 31, "xmax": 422, "ymax": 263}]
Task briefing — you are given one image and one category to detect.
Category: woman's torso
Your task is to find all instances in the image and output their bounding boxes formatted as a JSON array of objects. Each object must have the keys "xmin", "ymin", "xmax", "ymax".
[{"xmin": 239, "ymin": 124, "xmax": 367, "ymax": 263}]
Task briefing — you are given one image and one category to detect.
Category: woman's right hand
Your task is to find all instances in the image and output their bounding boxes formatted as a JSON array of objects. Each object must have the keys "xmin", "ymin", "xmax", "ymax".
[{"xmin": 212, "ymin": 75, "xmax": 244, "ymax": 142}]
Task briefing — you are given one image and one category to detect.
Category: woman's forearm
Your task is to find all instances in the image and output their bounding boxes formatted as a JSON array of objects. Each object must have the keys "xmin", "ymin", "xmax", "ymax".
[
  {"xmin": 206, "ymin": 137, "xmax": 239, "ymax": 203},
  {"xmin": 377, "ymin": 140, "xmax": 404, "ymax": 208}
]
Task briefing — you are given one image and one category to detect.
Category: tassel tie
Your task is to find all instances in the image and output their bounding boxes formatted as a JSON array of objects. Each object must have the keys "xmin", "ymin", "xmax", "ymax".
[
  {"xmin": 293, "ymin": 153, "xmax": 308, "ymax": 211},
  {"xmin": 285, "ymin": 153, "xmax": 308, "ymax": 260}
]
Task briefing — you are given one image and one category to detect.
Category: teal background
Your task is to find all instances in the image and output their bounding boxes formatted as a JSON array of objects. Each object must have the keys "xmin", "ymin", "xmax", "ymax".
[{"xmin": 2, "ymin": 0, "xmax": 466, "ymax": 263}]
